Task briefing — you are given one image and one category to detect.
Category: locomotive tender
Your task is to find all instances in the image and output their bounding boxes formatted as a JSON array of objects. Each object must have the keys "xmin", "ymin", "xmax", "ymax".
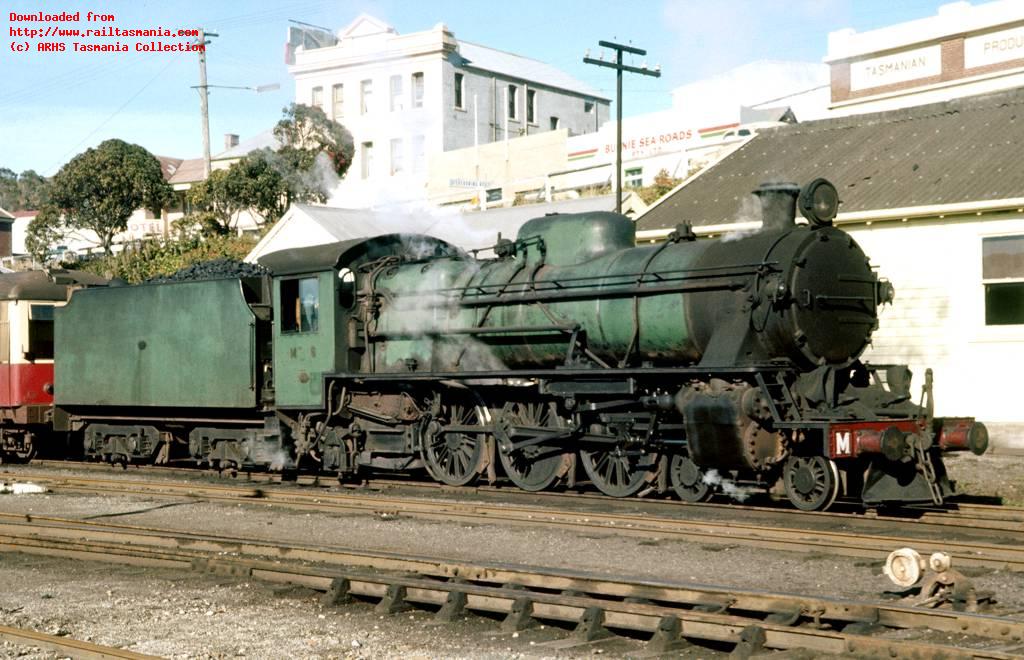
[{"xmin": 7, "ymin": 178, "xmax": 987, "ymax": 510}]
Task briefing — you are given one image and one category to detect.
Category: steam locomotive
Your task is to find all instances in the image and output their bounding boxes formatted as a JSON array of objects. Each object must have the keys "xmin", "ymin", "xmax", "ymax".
[{"xmin": 0, "ymin": 179, "xmax": 987, "ymax": 510}]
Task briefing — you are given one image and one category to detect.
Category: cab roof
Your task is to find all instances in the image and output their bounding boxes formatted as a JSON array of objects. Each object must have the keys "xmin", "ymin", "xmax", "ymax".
[
  {"xmin": 258, "ymin": 234, "xmax": 466, "ymax": 276},
  {"xmin": 0, "ymin": 270, "xmax": 108, "ymax": 301}
]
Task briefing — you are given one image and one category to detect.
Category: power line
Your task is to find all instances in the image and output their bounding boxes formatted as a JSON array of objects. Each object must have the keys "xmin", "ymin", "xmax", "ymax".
[{"xmin": 45, "ymin": 57, "xmax": 180, "ymax": 175}]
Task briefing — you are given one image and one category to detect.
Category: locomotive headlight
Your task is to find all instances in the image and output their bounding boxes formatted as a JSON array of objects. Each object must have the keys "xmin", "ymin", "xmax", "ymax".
[
  {"xmin": 798, "ymin": 178, "xmax": 839, "ymax": 227},
  {"xmin": 876, "ymin": 279, "xmax": 896, "ymax": 305}
]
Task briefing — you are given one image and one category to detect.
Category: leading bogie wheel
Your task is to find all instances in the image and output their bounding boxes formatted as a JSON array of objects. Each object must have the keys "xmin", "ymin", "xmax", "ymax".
[
  {"xmin": 496, "ymin": 401, "xmax": 571, "ymax": 492},
  {"xmin": 668, "ymin": 454, "xmax": 712, "ymax": 502},
  {"xmin": 423, "ymin": 398, "xmax": 489, "ymax": 486},
  {"xmin": 783, "ymin": 455, "xmax": 840, "ymax": 511}
]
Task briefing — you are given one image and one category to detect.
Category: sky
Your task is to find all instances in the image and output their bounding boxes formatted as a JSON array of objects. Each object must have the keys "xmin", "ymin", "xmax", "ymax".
[{"xmin": 1, "ymin": 0, "xmax": 967, "ymax": 175}]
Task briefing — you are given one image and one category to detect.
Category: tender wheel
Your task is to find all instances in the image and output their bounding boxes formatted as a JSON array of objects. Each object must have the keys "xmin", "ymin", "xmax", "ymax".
[
  {"xmin": 669, "ymin": 454, "xmax": 712, "ymax": 502},
  {"xmin": 9, "ymin": 434, "xmax": 37, "ymax": 464},
  {"xmin": 783, "ymin": 455, "xmax": 840, "ymax": 511},
  {"xmin": 496, "ymin": 401, "xmax": 571, "ymax": 492},
  {"xmin": 579, "ymin": 444, "xmax": 658, "ymax": 497},
  {"xmin": 424, "ymin": 398, "xmax": 489, "ymax": 486}
]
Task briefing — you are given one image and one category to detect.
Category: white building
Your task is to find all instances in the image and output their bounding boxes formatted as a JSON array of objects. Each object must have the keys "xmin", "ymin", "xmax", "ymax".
[
  {"xmin": 826, "ymin": 0, "xmax": 1024, "ymax": 115},
  {"xmin": 287, "ymin": 14, "xmax": 610, "ymax": 208}
]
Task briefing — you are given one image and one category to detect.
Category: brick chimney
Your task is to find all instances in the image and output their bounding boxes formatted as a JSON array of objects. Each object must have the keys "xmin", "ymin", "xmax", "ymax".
[{"xmin": 224, "ymin": 133, "xmax": 239, "ymax": 150}]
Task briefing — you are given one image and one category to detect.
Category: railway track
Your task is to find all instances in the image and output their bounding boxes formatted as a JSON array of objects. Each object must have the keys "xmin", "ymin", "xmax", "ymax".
[
  {"xmin": 6, "ymin": 467, "xmax": 1024, "ymax": 573},
  {"xmin": 1, "ymin": 513, "xmax": 1023, "ymax": 657},
  {"xmin": 0, "ymin": 623, "xmax": 158, "ymax": 659}
]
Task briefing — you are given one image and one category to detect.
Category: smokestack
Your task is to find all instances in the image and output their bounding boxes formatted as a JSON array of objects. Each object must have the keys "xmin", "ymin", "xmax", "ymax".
[
  {"xmin": 753, "ymin": 182, "xmax": 800, "ymax": 231},
  {"xmin": 224, "ymin": 133, "xmax": 239, "ymax": 150}
]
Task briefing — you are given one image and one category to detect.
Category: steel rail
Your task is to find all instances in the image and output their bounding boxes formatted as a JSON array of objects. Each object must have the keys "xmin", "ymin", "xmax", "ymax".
[
  {"xmin": 0, "ymin": 624, "xmax": 159, "ymax": 659},
  {"xmin": 16, "ymin": 474, "xmax": 1024, "ymax": 572},
  {"xmin": 0, "ymin": 518, "xmax": 1022, "ymax": 657},
  {"xmin": 13, "ymin": 462, "xmax": 1024, "ymax": 529}
]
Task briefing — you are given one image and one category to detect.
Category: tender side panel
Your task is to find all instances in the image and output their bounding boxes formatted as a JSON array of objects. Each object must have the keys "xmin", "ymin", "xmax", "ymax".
[{"xmin": 56, "ymin": 279, "xmax": 258, "ymax": 408}]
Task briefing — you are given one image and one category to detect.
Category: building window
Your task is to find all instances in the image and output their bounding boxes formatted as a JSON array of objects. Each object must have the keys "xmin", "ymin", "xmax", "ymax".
[
  {"xmin": 360, "ymin": 79, "xmax": 372, "ymax": 115},
  {"xmin": 454, "ymin": 72, "xmax": 465, "ymax": 109},
  {"xmin": 361, "ymin": 141, "xmax": 374, "ymax": 179},
  {"xmin": 584, "ymin": 100, "xmax": 595, "ymax": 114},
  {"xmin": 412, "ymin": 134, "xmax": 426, "ymax": 174},
  {"xmin": 311, "ymin": 86, "xmax": 323, "ymax": 109},
  {"xmin": 332, "ymin": 84, "xmax": 343, "ymax": 119},
  {"xmin": 550, "ymin": 116, "xmax": 559, "ymax": 130},
  {"xmin": 982, "ymin": 235, "xmax": 1024, "ymax": 325},
  {"xmin": 625, "ymin": 167, "xmax": 643, "ymax": 188},
  {"xmin": 389, "ymin": 75, "xmax": 404, "ymax": 112},
  {"xmin": 390, "ymin": 138, "xmax": 404, "ymax": 175},
  {"xmin": 526, "ymin": 89, "xmax": 537, "ymax": 124},
  {"xmin": 281, "ymin": 277, "xmax": 319, "ymax": 334},
  {"xmin": 507, "ymin": 85, "xmax": 518, "ymax": 121},
  {"xmin": 412, "ymin": 72, "xmax": 424, "ymax": 108}
]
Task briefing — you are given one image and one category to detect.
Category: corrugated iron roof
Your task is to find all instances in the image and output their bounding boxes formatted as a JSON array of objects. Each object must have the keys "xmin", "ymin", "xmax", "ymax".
[
  {"xmin": 168, "ymin": 158, "xmax": 207, "ymax": 185},
  {"xmin": 637, "ymin": 88, "xmax": 1024, "ymax": 231},
  {"xmin": 458, "ymin": 41, "xmax": 608, "ymax": 101}
]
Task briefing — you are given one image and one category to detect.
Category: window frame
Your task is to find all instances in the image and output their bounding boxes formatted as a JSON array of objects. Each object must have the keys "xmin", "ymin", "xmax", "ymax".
[
  {"xmin": 507, "ymin": 84, "xmax": 519, "ymax": 121},
  {"xmin": 624, "ymin": 167, "xmax": 643, "ymax": 189},
  {"xmin": 411, "ymin": 72, "xmax": 424, "ymax": 109},
  {"xmin": 454, "ymin": 72, "xmax": 465, "ymax": 109},
  {"xmin": 526, "ymin": 88, "xmax": 537, "ymax": 125},
  {"xmin": 390, "ymin": 137, "xmax": 404, "ymax": 176},
  {"xmin": 280, "ymin": 276, "xmax": 320, "ymax": 335},
  {"xmin": 331, "ymin": 83, "xmax": 344, "ymax": 119},
  {"xmin": 389, "ymin": 74, "xmax": 404, "ymax": 112},
  {"xmin": 360, "ymin": 79, "xmax": 373, "ymax": 115},
  {"xmin": 311, "ymin": 86, "xmax": 323, "ymax": 110},
  {"xmin": 360, "ymin": 141, "xmax": 374, "ymax": 179},
  {"xmin": 982, "ymin": 234, "xmax": 1024, "ymax": 326}
]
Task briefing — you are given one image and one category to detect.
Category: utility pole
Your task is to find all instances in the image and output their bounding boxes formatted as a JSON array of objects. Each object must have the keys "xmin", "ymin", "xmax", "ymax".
[
  {"xmin": 196, "ymin": 28, "xmax": 219, "ymax": 178},
  {"xmin": 584, "ymin": 41, "xmax": 660, "ymax": 214}
]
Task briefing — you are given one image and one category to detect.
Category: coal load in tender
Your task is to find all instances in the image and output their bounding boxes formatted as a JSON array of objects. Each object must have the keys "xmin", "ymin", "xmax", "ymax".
[{"xmin": 146, "ymin": 258, "xmax": 271, "ymax": 283}]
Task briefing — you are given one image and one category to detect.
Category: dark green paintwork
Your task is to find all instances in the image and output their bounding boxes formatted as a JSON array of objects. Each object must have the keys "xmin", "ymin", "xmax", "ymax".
[
  {"xmin": 273, "ymin": 270, "xmax": 338, "ymax": 408},
  {"xmin": 55, "ymin": 279, "xmax": 257, "ymax": 408},
  {"xmin": 372, "ymin": 213, "xmax": 704, "ymax": 371}
]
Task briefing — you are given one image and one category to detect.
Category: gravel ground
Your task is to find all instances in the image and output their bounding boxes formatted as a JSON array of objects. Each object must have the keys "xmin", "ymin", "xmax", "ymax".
[{"xmin": 0, "ymin": 452, "xmax": 1022, "ymax": 658}]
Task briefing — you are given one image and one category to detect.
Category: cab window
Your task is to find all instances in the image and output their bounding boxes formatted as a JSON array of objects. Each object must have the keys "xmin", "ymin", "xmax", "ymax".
[
  {"xmin": 28, "ymin": 304, "xmax": 55, "ymax": 359},
  {"xmin": 338, "ymin": 268, "xmax": 356, "ymax": 309},
  {"xmin": 281, "ymin": 277, "xmax": 319, "ymax": 333}
]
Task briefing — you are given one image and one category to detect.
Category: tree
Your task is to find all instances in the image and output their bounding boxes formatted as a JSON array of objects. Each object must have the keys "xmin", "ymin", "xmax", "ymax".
[
  {"xmin": 186, "ymin": 153, "xmax": 289, "ymax": 234},
  {"xmin": 16, "ymin": 170, "xmax": 50, "ymax": 209},
  {"xmin": 271, "ymin": 103, "xmax": 354, "ymax": 205},
  {"xmin": 0, "ymin": 168, "xmax": 50, "ymax": 211},
  {"xmin": 42, "ymin": 139, "xmax": 171, "ymax": 254}
]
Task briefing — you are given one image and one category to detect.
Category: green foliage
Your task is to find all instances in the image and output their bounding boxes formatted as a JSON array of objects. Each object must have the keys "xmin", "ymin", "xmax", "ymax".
[
  {"xmin": 25, "ymin": 207, "xmax": 65, "ymax": 262},
  {"xmin": 70, "ymin": 233, "xmax": 258, "ymax": 284},
  {"xmin": 272, "ymin": 103, "xmax": 354, "ymax": 204},
  {"xmin": 186, "ymin": 155, "xmax": 289, "ymax": 233},
  {"xmin": 0, "ymin": 167, "xmax": 50, "ymax": 211},
  {"xmin": 43, "ymin": 139, "xmax": 172, "ymax": 254},
  {"xmin": 636, "ymin": 169, "xmax": 683, "ymax": 205}
]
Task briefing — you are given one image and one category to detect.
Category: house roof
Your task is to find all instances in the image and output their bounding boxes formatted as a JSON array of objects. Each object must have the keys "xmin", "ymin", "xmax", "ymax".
[
  {"xmin": 10, "ymin": 210, "xmax": 37, "ymax": 218},
  {"xmin": 168, "ymin": 158, "xmax": 207, "ymax": 185},
  {"xmin": 458, "ymin": 41, "xmax": 608, "ymax": 101},
  {"xmin": 155, "ymin": 156, "xmax": 184, "ymax": 181},
  {"xmin": 213, "ymin": 129, "xmax": 280, "ymax": 160},
  {"xmin": 637, "ymin": 87, "xmax": 1024, "ymax": 232}
]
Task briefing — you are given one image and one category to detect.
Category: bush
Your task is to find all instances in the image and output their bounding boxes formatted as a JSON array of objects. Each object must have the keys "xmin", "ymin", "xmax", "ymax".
[{"xmin": 70, "ymin": 234, "xmax": 258, "ymax": 284}]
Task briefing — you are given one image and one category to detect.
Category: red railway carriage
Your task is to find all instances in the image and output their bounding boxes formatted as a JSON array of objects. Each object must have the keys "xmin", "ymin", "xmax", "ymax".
[{"xmin": 0, "ymin": 270, "xmax": 106, "ymax": 461}]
